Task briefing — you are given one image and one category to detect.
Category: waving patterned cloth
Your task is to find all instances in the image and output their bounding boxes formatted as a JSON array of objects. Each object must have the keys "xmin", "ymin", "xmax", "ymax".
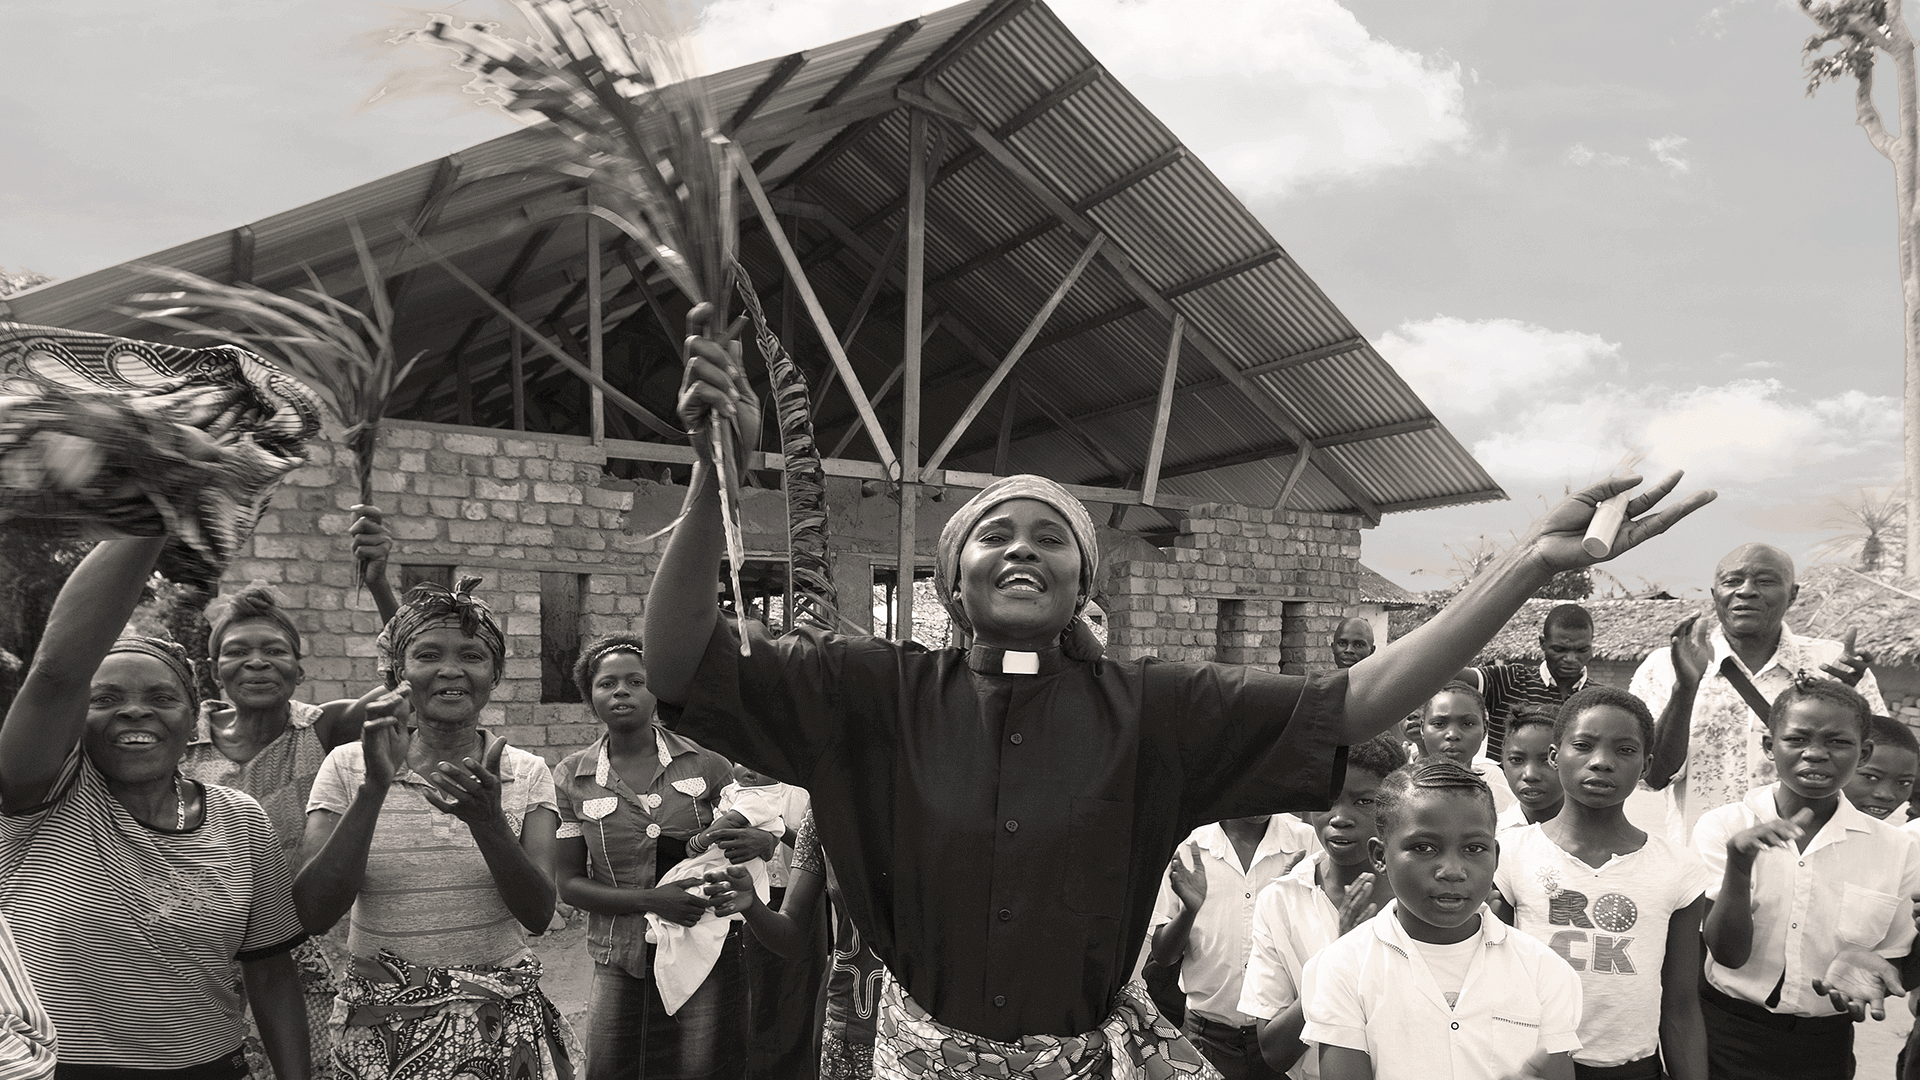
[
  {"xmin": 331, "ymin": 950, "xmax": 577, "ymax": 1080},
  {"xmin": 0, "ymin": 322, "xmax": 322, "ymax": 582},
  {"xmin": 874, "ymin": 978, "xmax": 1219, "ymax": 1080}
]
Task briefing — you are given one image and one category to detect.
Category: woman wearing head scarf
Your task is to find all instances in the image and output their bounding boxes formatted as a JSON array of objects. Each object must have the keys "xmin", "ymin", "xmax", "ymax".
[
  {"xmin": 659, "ymin": 314, "xmax": 1714, "ymax": 1078},
  {"xmin": 181, "ymin": 509, "xmax": 391, "ymax": 1079},
  {"xmin": 0, "ymin": 537, "xmax": 310, "ymax": 1078},
  {"xmin": 295, "ymin": 577, "xmax": 574, "ymax": 1078},
  {"xmin": 551, "ymin": 633, "xmax": 751, "ymax": 1080}
]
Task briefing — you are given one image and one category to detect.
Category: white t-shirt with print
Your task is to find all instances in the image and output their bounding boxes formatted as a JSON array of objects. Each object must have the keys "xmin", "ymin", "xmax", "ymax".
[{"xmin": 1494, "ymin": 824, "xmax": 1712, "ymax": 1067}]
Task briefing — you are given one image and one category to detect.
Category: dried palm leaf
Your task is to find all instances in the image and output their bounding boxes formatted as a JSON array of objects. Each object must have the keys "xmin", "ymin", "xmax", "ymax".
[
  {"xmin": 120, "ymin": 219, "xmax": 424, "ymax": 583},
  {"xmin": 396, "ymin": 0, "xmax": 753, "ymax": 647}
]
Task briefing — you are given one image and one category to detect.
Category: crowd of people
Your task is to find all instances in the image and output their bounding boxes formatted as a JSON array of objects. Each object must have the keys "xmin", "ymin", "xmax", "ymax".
[{"xmin": 0, "ymin": 319, "xmax": 1913, "ymax": 1080}]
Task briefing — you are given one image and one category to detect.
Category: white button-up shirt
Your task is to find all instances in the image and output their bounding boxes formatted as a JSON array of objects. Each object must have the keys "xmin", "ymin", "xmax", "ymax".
[
  {"xmin": 1150, "ymin": 816, "xmax": 1317, "ymax": 1027},
  {"xmin": 1631, "ymin": 623, "xmax": 1885, "ymax": 846},
  {"xmin": 1238, "ymin": 853, "xmax": 1343, "ymax": 1079},
  {"xmin": 1300, "ymin": 903, "xmax": 1582, "ymax": 1078},
  {"xmin": 1693, "ymin": 783, "xmax": 1920, "ymax": 1017}
]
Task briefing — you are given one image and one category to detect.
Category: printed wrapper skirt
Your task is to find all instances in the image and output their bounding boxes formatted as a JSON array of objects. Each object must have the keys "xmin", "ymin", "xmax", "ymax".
[
  {"xmin": 874, "ymin": 978, "xmax": 1222, "ymax": 1080},
  {"xmin": 330, "ymin": 950, "xmax": 579, "ymax": 1080}
]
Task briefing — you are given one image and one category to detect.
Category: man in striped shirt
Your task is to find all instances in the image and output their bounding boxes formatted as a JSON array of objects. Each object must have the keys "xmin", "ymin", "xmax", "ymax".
[{"xmin": 1455, "ymin": 603, "xmax": 1593, "ymax": 759}]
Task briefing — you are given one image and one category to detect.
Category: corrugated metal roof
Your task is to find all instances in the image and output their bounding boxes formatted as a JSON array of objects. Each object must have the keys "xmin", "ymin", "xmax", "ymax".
[{"xmin": 3, "ymin": 0, "xmax": 1501, "ymax": 524}]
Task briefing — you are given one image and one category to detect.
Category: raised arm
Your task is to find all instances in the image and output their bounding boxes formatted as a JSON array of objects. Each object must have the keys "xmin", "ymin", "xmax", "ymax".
[
  {"xmin": 295, "ymin": 703, "xmax": 406, "ymax": 932},
  {"xmin": 1647, "ymin": 615, "xmax": 1712, "ymax": 791},
  {"xmin": 349, "ymin": 504, "xmax": 400, "ymax": 625},
  {"xmin": 1341, "ymin": 474, "xmax": 1712, "ymax": 744},
  {"xmin": 0, "ymin": 536, "xmax": 166, "ymax": 809},
  {"xmin": 646, "ymin": 308, "xmax": 759, "ymax": 705}
]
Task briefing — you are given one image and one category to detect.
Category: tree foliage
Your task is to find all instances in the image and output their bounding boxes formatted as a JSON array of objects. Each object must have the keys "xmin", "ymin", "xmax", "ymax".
[{"xmin": 0, "ymin": 268, "xmax": 53, "ymax": 298}]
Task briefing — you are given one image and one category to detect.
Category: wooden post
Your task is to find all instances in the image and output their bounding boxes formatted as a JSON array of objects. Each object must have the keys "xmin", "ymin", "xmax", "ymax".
[
  {"xmin": 509, "ymin": 315, "xmax": 527, "ymax": 432},
  {"xmin": 586, "ymin": 212, "xmax": 606, "ymax": 446},
  {"xmin": 1141, "ymin": 313, "xmax": 1184, "ymax": 505},
  {"xmin": 1275, "ymin": 446, "xmax": 1313, "ymax": 510},
  {"xmin": 897, "ymin": 108, "xmax": 929, "ymax": 644}
]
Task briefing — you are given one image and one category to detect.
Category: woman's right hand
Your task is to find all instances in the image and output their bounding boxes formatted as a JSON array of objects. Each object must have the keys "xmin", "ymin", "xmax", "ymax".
[
  {"xmin": 642, "ymin": 877, "xmax": 712, "ymax": 927},
  {"xmin": 677, "ymin": 302, "xmax": 759, "ymax": 464},
  {"xmin": 348, "ymin": 504, "xmax": 392, "ymax": 577},
  {"xmin": 356, "ymin": 686, "xmax": 410, "ymax": 791}
]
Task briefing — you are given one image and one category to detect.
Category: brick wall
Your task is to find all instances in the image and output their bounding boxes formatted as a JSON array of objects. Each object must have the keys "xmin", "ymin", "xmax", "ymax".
[
  {"xmin": 225, "ymin": 420, "xmax": 661, "ymax": 766},
  {"xmin": 231, "ymin": 420, "xmax": 1369, "ymax": 759},
  {"xmin": 1102, "ymin": 502, "xmax": 1364, "ymax": 674}
]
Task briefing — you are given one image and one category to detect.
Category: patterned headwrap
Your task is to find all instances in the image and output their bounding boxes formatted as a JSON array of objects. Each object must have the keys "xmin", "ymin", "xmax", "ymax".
[
  {"xmin": 936, "ymin": 474, "xmax": 1103, "ymax": 658},
  {"xmin": 203, "ymin": 582, "xmax": 303, "ymax": 663},
  {"xmin": 374, "ymin": 575, "xmax": 506, "ymax": 689},
  {"xmin": 105, "ymin": 634, "xmax": 200, "ymax": 713}
]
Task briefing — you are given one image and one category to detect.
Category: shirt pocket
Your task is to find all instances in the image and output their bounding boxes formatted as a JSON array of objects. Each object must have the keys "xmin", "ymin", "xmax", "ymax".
[
  {"xmin": 1061, "ymin": 796, "xmax": 1131, "ymax": 919},
  {"xmin": 1488, "ymin": 1005, "xmax": 1544, "ymax": 1062},
  {"xmin": 580, "ymin": 797, "xmax": 619, "ymax": 821},
  {"xmin": 1839, "ymin": 883, "xmax": 1900, "ymax": 948}
]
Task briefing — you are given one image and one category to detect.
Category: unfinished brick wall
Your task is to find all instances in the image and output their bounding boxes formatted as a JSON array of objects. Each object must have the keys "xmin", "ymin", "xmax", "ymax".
[
  {"xmin": 223, "ymin": 420, "xmax": 659, "ymax": 766},
  {"xmin": 1101, "ymin": 503, "xmax": 1363, "ymax": 675},
  {"xmin": 226, "ymin": 420, "xmax": 1369, "ymax": 760}
]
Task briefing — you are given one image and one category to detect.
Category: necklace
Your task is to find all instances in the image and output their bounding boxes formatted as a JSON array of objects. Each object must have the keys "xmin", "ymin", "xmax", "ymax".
[{"xmin": 175, "ymin": 774, "xmax": 187, "ymax": 831}]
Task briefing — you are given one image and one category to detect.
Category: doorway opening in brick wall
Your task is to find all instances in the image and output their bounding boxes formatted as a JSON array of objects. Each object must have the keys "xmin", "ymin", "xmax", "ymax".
[{"xmin": 540, "ymin": 572, "xmax": 588, "ymax": 704}]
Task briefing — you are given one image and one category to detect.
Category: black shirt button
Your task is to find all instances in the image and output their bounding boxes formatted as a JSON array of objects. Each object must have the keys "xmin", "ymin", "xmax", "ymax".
[
  {"xmin": 994, "ymin": 995, "xmax": 1008, "ymax": 1007},
  {"xmin": 999, "ymin": 908, "xmax": 1012, "ymax": 921},
  {"xmin": 1005, "ymin": 819, "xmax": 1019, "ymax": 833},
  {"xmin": 1450, "ymin": 1022, "xmax": 1459, "ymax": 1030},
  {"xmin": 1010, "ymin": 732, "xmax": 1023, "ymax": 745}
]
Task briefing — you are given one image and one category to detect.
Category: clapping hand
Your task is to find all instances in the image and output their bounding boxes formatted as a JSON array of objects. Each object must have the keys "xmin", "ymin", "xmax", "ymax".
[
  {"xmin": 1669, "ymin": 613, "xmax": 1714, "ymax": 685},
  {"xmin": 1169, "ymin": 842, "xmax": 1207, "ymax": 911},
  {"xmin": 1812, "ymin": 946, "xmax": 1906, "ymax": 1021},
  {"xmin": 702, "ymin": 865, "xmax": 758, "ymax": 917},
  {"xmin": 356, "ymin": 686, "xmax": 411, "ymax": 791},
  {"xmin": 1336, "ymin": 872, "xmax": 1381, "ymax": 935},
  {"xmin": 424, "ymin": 738, "xmax": 508, "ymax": 828},
  {"xmin": 1821, "ymin": 628, "xmax": 1873, "ymax": 689}
]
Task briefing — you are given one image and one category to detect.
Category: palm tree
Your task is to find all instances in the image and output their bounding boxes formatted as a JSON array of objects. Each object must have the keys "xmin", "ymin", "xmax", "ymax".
[{"xmin": 1808, "ymin": 487, "xmax": 1907, "ymax": 572}]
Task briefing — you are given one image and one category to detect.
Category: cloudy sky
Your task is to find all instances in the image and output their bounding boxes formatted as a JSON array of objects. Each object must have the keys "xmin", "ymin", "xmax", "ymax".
[{"xmin": 4, "ymin": 0, "xmax": 1907, "ymax": 594}]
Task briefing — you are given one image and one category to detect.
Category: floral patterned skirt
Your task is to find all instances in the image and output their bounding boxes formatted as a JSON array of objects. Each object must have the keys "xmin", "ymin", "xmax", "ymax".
[
  {"xmin": 329, "ymin": 950, "xmax": 579, "ymax": 1080},
  {"xmin": 240, "ymin": 935, "xmax": 341, "ymax": 1080},
  {"xmin": 874, "ymin": 978, "xmax": 1220, "ymax": 1080}
]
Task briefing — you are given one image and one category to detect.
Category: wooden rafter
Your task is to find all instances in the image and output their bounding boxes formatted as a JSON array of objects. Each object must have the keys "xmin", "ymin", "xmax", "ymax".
[
  {"xmin": 921, "ymin": 232, "xmax": 1103, "ymax": 473},
  {"xmin": 1275, "ymin": 448, "xmax": 1312, "ymax": 511},
  {"xmin": 909, "ymin": 84, "xmax": 1384, "ymax": 524},
  {"xmin": 729, "ymin": 51, "xmax": 809, "ymax": 133},
  {"xmin": 1140, "ymin": 314, "xmax": 1183, "ymax": 506},
  {"xmin": 815, "ymin": 19, "xmax": 923, "ymax": 112},
  {"xmin": 732, "ymin": 142, "xmax": 899, "ymax": 473}
]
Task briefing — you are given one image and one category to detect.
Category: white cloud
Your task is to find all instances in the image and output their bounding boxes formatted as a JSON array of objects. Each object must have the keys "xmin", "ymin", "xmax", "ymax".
[
  {"xmin": 1374, "ymin": 316, "xmax": 1621, "ymax": 421},
  {"xmin": 1648, "ymin": 134, "xmax": 1691, "ymax": 174},
  {"xmin": 699, "ymin": 0, "xmax": 1470, "ymax": 197},
  {"xmin": 1376, "ymin": 316, "xmax": 1899, "ymax": 488},
  {"xmin": 1564, "ymin": 142, "xmax": 1629, "ymax": 167}
]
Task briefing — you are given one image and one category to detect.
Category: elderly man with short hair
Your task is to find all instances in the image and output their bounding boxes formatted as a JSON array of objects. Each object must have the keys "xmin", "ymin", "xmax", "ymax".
[
  {"xmin": 1455, "ymin": 602, "xmax": 1595, "ymax": 759},
  {"xmin": 1639, "ymin": 542, "xmax": 1880, "ymax": 846},
  {"xmin": 1329, "ymin": 617, "xmax": 1375, "ymax": 670}
]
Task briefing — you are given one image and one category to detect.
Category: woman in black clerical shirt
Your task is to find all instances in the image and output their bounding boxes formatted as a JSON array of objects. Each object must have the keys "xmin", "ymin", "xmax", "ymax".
[{"xmin": 653, "ymin": 308, "xmax": 1711, "ymax": 1078}]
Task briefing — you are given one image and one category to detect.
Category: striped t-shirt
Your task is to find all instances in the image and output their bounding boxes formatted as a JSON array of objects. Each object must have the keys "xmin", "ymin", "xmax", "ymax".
[
  {"xmin": 0, "ymin": 751, "xmax": 305, "ymax": 1068},
  {"xmin": 307, "ymin": 735, "xmax": 558, "ymax": 968}
]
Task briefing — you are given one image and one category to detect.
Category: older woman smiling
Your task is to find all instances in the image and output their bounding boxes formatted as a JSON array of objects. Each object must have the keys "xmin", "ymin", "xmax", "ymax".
[{"xmin": 295, "ymin": 577, "xmax": 574, "ymax": 1078}]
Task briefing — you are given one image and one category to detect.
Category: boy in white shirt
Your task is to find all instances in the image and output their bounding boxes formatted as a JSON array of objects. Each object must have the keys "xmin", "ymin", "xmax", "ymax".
[
  {"xmin": 1419, "ymin": 684, "xmax": 1516, "ymax": 814},
  {"xmin": 1493, "ymin": 685, "xmax": 1711, "ymax": 1080},
  {"xmin": 1149, "ymin": 810, "xmax": 1319, "ymax": 1078},
  {"xmin": 1300, "ymin": 760, "xmax": 1581, "ymax": 1080},
  {"xmin": 1694, "ymin": 678, "xmax": 1920, "ymax": 1080},
  {"xmin": 1238, "ymin": 734, "xmax": 1407, "ymax": 1079}
]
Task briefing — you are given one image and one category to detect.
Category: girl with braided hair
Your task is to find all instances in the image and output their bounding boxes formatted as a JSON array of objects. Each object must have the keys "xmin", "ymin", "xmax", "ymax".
[
  {"xmin": 295, "ymin": 576, "xmax": 574, "ymax": 1078},
  {"xmin": 0, "ymin": 537, "xmax": 309, "ymax": 1078}
]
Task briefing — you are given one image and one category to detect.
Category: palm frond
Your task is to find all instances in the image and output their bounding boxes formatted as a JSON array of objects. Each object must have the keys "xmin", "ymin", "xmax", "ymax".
[{"xmin": 119, "ymin": 220, "xmax": 423, "ymax": 508}]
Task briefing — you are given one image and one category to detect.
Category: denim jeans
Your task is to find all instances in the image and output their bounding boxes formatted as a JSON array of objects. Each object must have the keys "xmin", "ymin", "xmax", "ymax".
[{"xmin": 586, "ymin": 929, "xmax": 748, "ymax": 1080}]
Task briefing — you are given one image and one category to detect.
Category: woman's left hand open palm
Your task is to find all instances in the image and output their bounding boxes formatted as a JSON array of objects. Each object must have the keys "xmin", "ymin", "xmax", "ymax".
[{"xmin": 426, "ymin": 739, "xmax": 508, "ymax": 827}]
